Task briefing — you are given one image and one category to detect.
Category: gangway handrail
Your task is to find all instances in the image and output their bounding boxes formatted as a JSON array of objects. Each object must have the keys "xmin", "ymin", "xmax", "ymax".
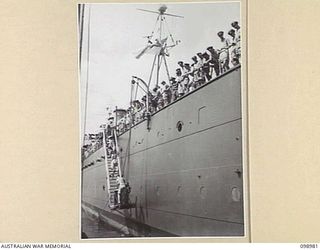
[
  {"xmin": 113, "ymin": 129, "xmax": 122, "ymax": 178},
  {"xmin": 102, "ymin": 129, "xmax": 111, "ymax": 195}
]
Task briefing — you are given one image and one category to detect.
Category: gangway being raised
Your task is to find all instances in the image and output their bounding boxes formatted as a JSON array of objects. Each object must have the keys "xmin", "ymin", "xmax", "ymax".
[{"xmin": 102, "ymin": 127, "xmax": 131, "ymax": 209}]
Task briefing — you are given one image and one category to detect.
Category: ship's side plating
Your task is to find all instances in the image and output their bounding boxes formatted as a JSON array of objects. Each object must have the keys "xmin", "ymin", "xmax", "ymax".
[{"xmin": 82, "ymin": 66, "xmax": 243, "ymax": 236}]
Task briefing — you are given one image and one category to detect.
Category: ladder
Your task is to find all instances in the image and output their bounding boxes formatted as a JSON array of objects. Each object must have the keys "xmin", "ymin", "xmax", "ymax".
[{"xmin": 103, "ymin": 129, "xmax": 121, "ymax": 209}]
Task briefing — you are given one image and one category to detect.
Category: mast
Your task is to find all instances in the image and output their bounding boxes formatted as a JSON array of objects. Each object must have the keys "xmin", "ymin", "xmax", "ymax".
[{"xmin": 137, "ymin": 5, "xmax": 183, "ymax": 90}]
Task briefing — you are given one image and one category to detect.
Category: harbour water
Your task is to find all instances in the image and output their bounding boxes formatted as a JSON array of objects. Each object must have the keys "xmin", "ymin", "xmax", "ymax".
[{"xmin": 81, "ymin": 209, "xmax": 122, "ymax": 238}]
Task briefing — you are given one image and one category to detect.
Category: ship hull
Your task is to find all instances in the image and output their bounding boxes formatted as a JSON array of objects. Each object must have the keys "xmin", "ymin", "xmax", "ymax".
[{"xmin": 82, "ymin": 66, "xmax": 244, "ymax": 237}]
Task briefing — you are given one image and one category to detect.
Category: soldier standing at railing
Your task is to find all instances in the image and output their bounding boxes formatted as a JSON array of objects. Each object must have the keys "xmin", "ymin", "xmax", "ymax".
[
  {"xmin": 163, "ymin": 84, "xmax": 172, "ymax": 105},
  {"xmin": 157, "ymin": 84, "xmax": 165, "ymax": 109},
  {"xmin": 217, "ymin": 31, "xmax": 231, "ymax": 73},
  {"xmin": 228, "ymin": 29, "xmax": 240, "ymax": 67},
  {"xmin": 196, "ymin": 53, "xmax": 205, "ymax": 85},
  {"xmin": 150, "ymin": 87, "xmax": 159, "ymax": 112},
  {"xmin": 202, "ymin": 52, "xmax": 212, "ymax": 82},
  {"xmin": 183, "ymin": 63, "xmax": 193, "ymax": 92},
  {"xmin": 231, "ymin": 21, "xmax": 241, "ymax": 62},
  {"xmin": 177, "ymin": 61, "xmax": 185, "ymax": 73},
  {"xmin": 170, "ymin": 77, "xmax": 178, "ymax": 101},
  {"xmin": 176, "ymin": 68, "xmax": 184, "ymax": 98},
  {"xmin": 231, "ymin": 21, "xmax": 241, "ymax": 43},
  {"xmin": 191, "ymin": 56, "xmax": 200, "ymax": 89},
  {"xmin": 207, "ymin": 46, "xmax": 220, "ymax": 78}
]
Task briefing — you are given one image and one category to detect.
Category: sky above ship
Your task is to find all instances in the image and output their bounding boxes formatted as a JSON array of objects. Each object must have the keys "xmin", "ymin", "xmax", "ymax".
[{"xmin": 80, "ymin": 2, "xmax": 240, "ymax": 136}]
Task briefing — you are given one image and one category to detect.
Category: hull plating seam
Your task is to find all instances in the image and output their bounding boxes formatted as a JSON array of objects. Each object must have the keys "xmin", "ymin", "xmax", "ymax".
[
  {"xmin": 117, "ymin": 206, "xmax": 243, "ymax": 225},
  {"xmin": 125, "ymin": 117, "xmax": 241, "ymax": 157},
  {"xmin": 82, "ymin": 201, "xmax": 177, "ymax": 237},
  {"xmin": 125, "ymin": 164, "xmax": 241, "ymax": 177}
]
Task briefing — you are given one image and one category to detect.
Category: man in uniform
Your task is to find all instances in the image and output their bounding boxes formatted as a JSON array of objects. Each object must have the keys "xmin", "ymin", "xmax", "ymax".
[
  {"xmin": 202, "ymin": 52, "xmax": 212, "ymax": 82},
  {"xmin": 157, "ymin": 81, "xmax": 165, "ymax": 109},
  {"xmin": 196, "ymin": 53, "xmax": 205, "ymax": 85},
  {"xmin": 116, "ymin": 175, "xmax": 126, "ymax": 206},
  {"xmin": 110, "ymin": 154, "xmax": 118, "ymax": 177},
  {"xmin": 231, "ymin": 21, "xmax": 241, "ymax": 42},
  {"xmin": 228, "ymin": 29, "xmax": 239, "ymax": 66},
  {"xmin": 150, "ymin": 86, "xmax": 159, "ymax": 112},
  {"xmin": 191, "ymin": 56, "xmax": 200, "ymax": 89},
  {"xmin": 184, "ymin": 63, "xmax": 193, "ymax": 92},
  {"xmin": 176, "ymin": 68, "xmax": 184, "ymax": 98},
  {"xmin": 178, "ymin": 61, "xmax": 185, "ymax": 72},
  {"xmin": 217, "ymin": 31, "xmax": 231, "ymax": 73},
  {"xmin": 170, "ymin": 77, "xmax": 178, "ymax": 101},
  {"xmin": 163, "ymin": 84, "xmax": 172, "ymax": 106},
  {"xmin": 207, "ymin": 46, "xmax": 220, "ymax": 77},
  {"xmin": 231, "ymin": 21, "xmax": 241, "ymax": 60}
]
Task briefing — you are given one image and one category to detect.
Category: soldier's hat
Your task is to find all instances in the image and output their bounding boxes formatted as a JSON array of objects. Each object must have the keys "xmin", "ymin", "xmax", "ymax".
[
  {"xmin": 217, "ymin": 31, "xmax": 224, "ymax": 37},
  {"xmin": 153, "ymin": 87, "xmax": 158, "ymax": 92},
  {"xmin": 178, "ymin": 61, "xmax": 184, "ymax": 65},
  {"xmin": 165, "ymin": 84, "xmax": 170, "ymax": 89},
  {"xmin": 202, "ymin": 52, "xmax": 209, "ymax": 58},
  {"xmin": 207, "ymin": 46, "xmax": 214, "ymax": 51},
  {"xmin": 231, "ymin": 21, "xmax": 239, "ymax": 27},
  {"xmin": 197, "ymin": 52, "xmax": 203, "ymax": 56},
  {"xmin": 191, "ymin": 56, "xmax": 197, "ymax": 61},
  {"xmin": 184, "ymin": 63, "xmax": 190, "ymax": 67},
  {"xmin": 228, "ymin": 29, "xmax": 235, "ymax": 36},
  {"xmin": 170, "ymin": 77, "xmax": 176, "ymax": 82},
  {"xmin": 176, "ymin": 68, "xmax": 181, "ymax": 72},
  {"xmin": 161, "ymin": 81, "xmax": 166, "ymax": 85}
]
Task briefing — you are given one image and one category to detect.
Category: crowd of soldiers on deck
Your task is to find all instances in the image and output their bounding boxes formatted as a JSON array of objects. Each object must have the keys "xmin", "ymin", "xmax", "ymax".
[
  {"xmin": 82, "ymin": 133, "xmax": 103, "ymax": 158},
  {"xmin": 115, "ymin": 21, "xmax": 241, "ymax": 133},
  {"xmin": 82, "ymin": 21, "xmax": 241, "ymax": 143}
]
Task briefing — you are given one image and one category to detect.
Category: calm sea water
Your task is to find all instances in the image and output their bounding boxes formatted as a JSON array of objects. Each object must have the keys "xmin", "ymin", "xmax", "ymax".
[{"xmin": 81, "ymin": 209, "xmax": 122, "ymax": 239}]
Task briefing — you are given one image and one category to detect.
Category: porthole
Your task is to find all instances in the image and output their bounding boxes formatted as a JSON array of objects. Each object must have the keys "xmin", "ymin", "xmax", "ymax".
[
  {"xmin": 155, "ymin": 186, "xmax": 160, "ymax": 196},
  {"xmin": 200, "ymin": 186, "xmax": 207, "ymax": 199},
  {"xmin": 176, "ymin": 121, "xmax": 183, "ymax": 132},
  {"xmin": 231, "ymin": 187, "xmax": 241, "ymax": 202},
  {"xmin": 177, "ymin": 186, "xmax": 182, "ymax": 197}
]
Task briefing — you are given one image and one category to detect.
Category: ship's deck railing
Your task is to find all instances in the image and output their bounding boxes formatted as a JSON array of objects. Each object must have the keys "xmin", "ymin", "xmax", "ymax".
[
  {"xmin": 81, "ymin": 142, "xmax": 103, "ymax": 165},
  {"xmin": 116, "ymin": 64, "xmax": 241, "ymax": 136}
]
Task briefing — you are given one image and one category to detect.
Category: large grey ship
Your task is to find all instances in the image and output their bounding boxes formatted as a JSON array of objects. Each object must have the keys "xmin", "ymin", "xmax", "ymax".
[{"xmin": 80, "ymin": 4, "xmax": 244, "ymax": 237}]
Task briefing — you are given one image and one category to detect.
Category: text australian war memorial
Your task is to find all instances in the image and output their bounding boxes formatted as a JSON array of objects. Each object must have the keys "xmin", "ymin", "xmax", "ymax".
[{"xmin": 80, "ymin": 3, "xmax": 244, "ymax": 238}]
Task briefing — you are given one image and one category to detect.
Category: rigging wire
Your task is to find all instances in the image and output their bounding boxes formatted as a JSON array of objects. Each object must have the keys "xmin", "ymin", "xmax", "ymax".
[
  {"xmin": 148, "ymin": 15, "xmax": 160, "ymax": 41},
  {"xmin": 164, "ymin": 17, "xmax": 176, "ymax": 45},
  {"xmin": 79, "ymin": 4, "xmax": 85, "ymax": 71},
  {"xmin": 82, "ymin": 5, "xmax": 91, "ymax": 147},
  {"xmin": 122, "ymin": 80, "xmax": 134, "ymax": 177}
]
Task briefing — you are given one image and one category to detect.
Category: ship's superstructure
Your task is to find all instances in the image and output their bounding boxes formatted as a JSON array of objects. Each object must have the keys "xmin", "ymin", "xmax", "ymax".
[{"xmin": 80, "ymin": 4, "xmax": 243, "ymax": 237}]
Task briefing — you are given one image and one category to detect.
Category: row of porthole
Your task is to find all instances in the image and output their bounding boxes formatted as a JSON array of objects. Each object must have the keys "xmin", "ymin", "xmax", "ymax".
[{"xmin": 136, "ymin": 185, "xmax": 241, "ymax": 202}]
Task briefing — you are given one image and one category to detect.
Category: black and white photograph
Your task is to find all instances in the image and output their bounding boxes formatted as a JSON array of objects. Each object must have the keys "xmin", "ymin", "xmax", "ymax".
[{"xmin": 79, "ymin": 2, "xmax": 244, "ymax": 238}]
